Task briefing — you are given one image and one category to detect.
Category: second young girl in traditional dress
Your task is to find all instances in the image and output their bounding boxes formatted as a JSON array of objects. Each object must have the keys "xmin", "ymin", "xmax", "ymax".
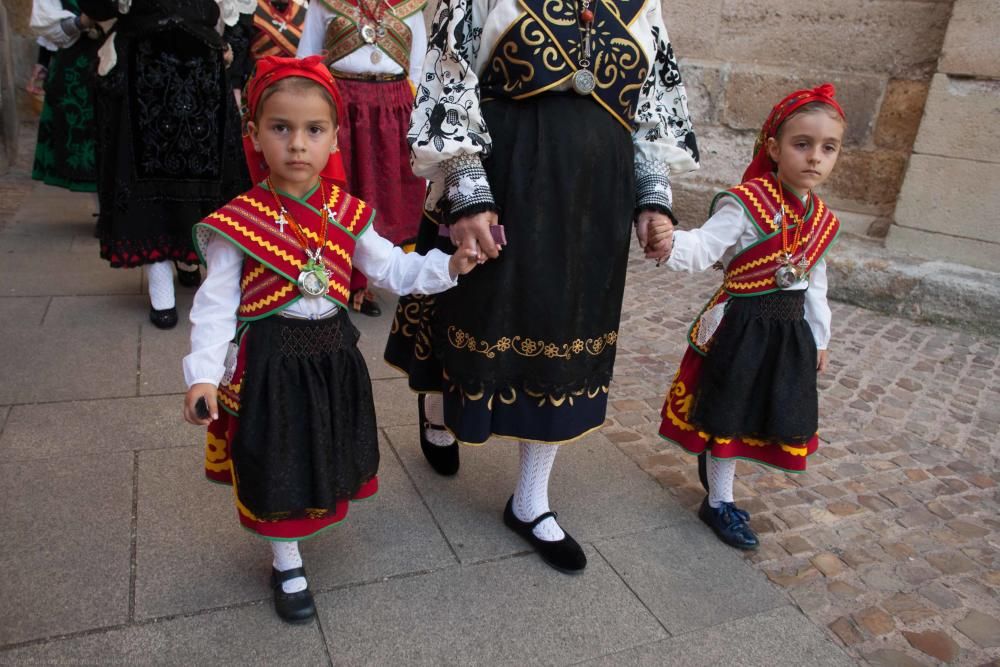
[
  {"xmin": 656, "ymin": 84, "xmax": 846, "ymax": 550},
  {"xmin": 182, "ymin": 55, "xmax": 478, "ymax": 623},
  {"xmin": 297, "ymin": 0, "xmax": 427, "ymax": 316}
]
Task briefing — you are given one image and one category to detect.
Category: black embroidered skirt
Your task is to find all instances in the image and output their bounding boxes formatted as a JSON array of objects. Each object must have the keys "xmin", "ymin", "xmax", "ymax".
[
  {"xmin": 691, "ymin": 290, "xmax": 818, "ymax": 444},
  {"xmin": 231, "ymin": 313, "xmax": 379, "ymax": 521},
  {"xmin": 385, "ymin": 94, "xmax": 635, "ymax": 444}
]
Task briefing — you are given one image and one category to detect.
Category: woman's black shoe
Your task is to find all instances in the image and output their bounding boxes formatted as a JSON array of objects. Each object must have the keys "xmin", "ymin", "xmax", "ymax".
[
  {"xmin": 418, "ymin": 393, "xmax": 459, "ymax": 476},
  {"xmin": 350, "ymin": 289, "xmax": 381, "ymax": 316},
  {"xmin": 148, "ymin": 306, "xmax": 178, "ymax": 330},
  {"xmin": 503, "ymin": 496, "xmax": 587, "ymax": 574},
  {"xmin": 176, "ymin": 263, "xmax": 202, "ymax": 288},
  {"xmin": 270, "ymin": 567, "xmax": 316, "ymax": 624}
]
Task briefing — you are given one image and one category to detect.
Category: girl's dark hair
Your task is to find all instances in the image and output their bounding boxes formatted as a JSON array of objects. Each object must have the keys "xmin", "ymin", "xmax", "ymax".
[{"xmin": 255, "ymin": 77, "xmax": 338, "ymax": 124}]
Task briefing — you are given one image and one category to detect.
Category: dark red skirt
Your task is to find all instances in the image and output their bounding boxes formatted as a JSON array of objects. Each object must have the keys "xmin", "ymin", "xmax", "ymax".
[{"xmin": 335, "ymin": 77, "xmax": 425, "ymax": 292}]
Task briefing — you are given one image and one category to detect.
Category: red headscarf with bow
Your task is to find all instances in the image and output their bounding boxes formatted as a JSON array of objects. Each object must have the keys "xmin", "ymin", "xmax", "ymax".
[
  {"xmin": 742, "ymin": 83, "xmax": 846, "ymax": 183},
  {"xmin": 241, "ymin": 55, "xmax": 347, "ymax": 187}
]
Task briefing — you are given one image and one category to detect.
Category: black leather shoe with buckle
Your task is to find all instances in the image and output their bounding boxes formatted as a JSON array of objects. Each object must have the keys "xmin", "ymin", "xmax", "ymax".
[
  {"xmin": 418, "ymin": 394, "xmax": 459, "ymax": 476},
  {"xmin": 270, "ymin": 567, "xmax": 316, "ymax": 624},
  {"xmin": 503, "ymin": 496, "xmax": 587, "ymax": 574}
]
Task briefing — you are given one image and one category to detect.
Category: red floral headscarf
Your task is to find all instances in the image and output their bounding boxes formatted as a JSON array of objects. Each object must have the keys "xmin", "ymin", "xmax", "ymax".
[
  {"xmin": 241, "ymin": 55, "xmax": 347, "ymax": 187},
  {"xmin": 742, "ymin": 83, "xmax": 846, "ymax": 183}
]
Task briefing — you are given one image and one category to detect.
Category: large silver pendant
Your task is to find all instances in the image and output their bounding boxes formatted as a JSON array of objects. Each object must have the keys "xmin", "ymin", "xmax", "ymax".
[
  {"xmin": 572, "ymin": 69, "xmax": 596, "ymax": 95},
  {"xmin": 370, "ymin": 49, "xmax": 382, "ymax": 64},
  {"xmin": 774, "ymin": 264, "xmax": 799, "ymax": 289},
  {"xmin": 360, "ymin": 23, "xmax": 377, "ymax": 44},
  {"xmin": 298, "ymin": 259, "xmax": 330, "ymax": 298}
]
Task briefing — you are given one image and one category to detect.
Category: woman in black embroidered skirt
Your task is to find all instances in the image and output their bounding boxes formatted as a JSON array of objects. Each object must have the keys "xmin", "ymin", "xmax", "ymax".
[
  {"xmin": 384, "ymin": 0, "xmax": 699, "ymax": 572},
  {"xmin": 80, "ymin": 0, "xmax": 253, "ymax": 329}
]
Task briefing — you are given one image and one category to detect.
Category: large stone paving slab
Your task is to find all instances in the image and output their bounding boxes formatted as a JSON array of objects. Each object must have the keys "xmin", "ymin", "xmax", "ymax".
[
  {"xmin": 0, "ymin": 251, "xmax": 142, "ymax": 297},
  {"xmin": 137, "ymin": 292, "xmax": 196, "ymax": 396},
  {"xmin": 0, "ymin": 604, "xmax": 329, "ymax": 664},
  {"xmin": 593, "ymin": 521, "xmax": 786, "ymax": 635},
  {"xmin": 314, "ymin": 546, "xmax": 667, "ymax": 665},
  {"xmin": 579, "ymin": 605, "xmax": 853, "ymax": 666},
  {"xmin": 372, "ymin": 376, "xmax": 419, "ymax": 429},
  {"xmin": 0, "ymin": 453, "xmax": 132, "ymax": 646},
  {"xmin": 43, "ymin": 294, "xmax": 152, "ymax": 330},
  {"xmin": 352, "ymin": 293, "xmax": 403, "ymax": 381},
  {"xmin": 0, "ymin": 323, "xmax": 139, "ymax": 404},
  {"xmin": 0, "ymin": 395, "xmax": 191, "ymax": 462},
  {"xmin": 135, "ymin": 439, "xmax": 455, "ymax": 620},
  {"xmin": 0, "ymin": 296, "xmax": 48, "ymax": 327},
  {"xmin": 385, "ymin": 426, "xmax": 691, "ymax": 564}
]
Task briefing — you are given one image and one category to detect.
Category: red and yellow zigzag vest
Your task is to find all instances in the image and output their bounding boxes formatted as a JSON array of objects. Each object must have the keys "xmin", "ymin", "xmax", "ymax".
[
  {"xmin": 687, "ymin": 173, "xmax": 841, "ymax": 356},
  {"xmin": 193, "ymin": 178, "xmax": 374, "ymax": 414}
]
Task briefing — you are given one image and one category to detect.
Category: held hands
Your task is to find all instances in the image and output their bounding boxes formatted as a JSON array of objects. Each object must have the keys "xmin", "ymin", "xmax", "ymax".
[
  {"xmin": 635, "ymin": 210, "xmax": 674, "ymax": 263},
  {"xmin": 448, "ymin": 247, "xmax": 481, "ymax": 277},
  {"xmin": 449, "ymin": 211, "xmax": 501, "ymax": 265},
  {"xmin": 817, "ymin": 350, "xmax": 829, "ymax": 373},
  {"xmin": 183, "ymin": 383, "xmax": 219, "ymax": 426}
]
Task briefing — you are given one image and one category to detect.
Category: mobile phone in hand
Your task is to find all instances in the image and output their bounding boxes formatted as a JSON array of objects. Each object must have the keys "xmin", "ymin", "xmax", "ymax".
[{"xmin": 195, "ymin": 397, "xmax": 211, "ymax": 420}]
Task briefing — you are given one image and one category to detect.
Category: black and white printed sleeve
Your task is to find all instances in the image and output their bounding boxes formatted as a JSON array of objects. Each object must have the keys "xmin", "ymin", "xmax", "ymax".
[
  {"xmin": 408, "ymin": 0, "xmax": 496, "ymax": 222},
  {"xmin": 632, "ymin": 0, "xmax": 699, "ymax": 220}
]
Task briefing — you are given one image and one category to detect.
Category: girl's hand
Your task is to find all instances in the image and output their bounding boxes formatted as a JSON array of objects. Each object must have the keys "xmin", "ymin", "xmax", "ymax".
[
  {"xmin": 449, "ymin": 211, "xmax": 500, "ymax": 264},
  {"xmin": 183, "ymin": 383, "xmax": 219, "ymax": 425},
  {"xmin": 635, "ymin": 210, "xmax": 674, "ymax": 261},
  {"xmin": 223, "ymin": 43, "xmax": 234, "ymax": 68},
  {"xmin": 448, "ymin": 248, "xmax": 481, "ymax": 278},
  {"xmin": 817, "ymin": 350, "xmax": 829, "ymax": 373}
]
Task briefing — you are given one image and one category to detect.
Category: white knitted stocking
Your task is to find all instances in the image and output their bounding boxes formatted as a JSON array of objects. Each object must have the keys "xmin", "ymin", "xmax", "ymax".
[{"xmin": 512, "ymin": 441, "xmax": 565, "ymax": 541}]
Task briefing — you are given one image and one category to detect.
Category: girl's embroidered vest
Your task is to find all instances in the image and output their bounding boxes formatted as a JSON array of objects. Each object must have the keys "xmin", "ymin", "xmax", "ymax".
[
  {"xmin": 687, "ymin": 173, "xmax": 840, "ymax": 355},
  {"xmin": 319, "ymin": 0, "xmax": 426, "ymax": 71},
  {"xmin": 251, "ymin": 0, "xmax": 310, "ymax": 59},
  {"xmin": 192, "ymin": 178, "xmax": 374, "ymax": 414}
]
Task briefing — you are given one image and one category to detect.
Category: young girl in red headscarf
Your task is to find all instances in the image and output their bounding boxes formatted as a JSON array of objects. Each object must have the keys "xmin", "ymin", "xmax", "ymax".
[
  {"xmin": 652, "ymin": 84, "xmax": 847, "ymax": 551},
  {"xmin": 181, "ymin": 55, "xmax": 478, "ymax": 624}
]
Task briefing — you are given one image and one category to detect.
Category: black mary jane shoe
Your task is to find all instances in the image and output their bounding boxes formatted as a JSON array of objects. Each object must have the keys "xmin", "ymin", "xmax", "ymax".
[
  {"xmin": 175, "ymin": 263, "xmax": 202, "ymax": 288},
  {"xmin": 698, "ymin": 496, "xmax": 759, "ymax": 551},
  {"xmin": 350, "ymin": 289, "xmax": 381, "ymax": 317},
  {"xmin": 270, "ymin": 566, "xmax": 316, "ymax": 624},
  {"xmin": 503, "ymin": 496, "xmax": 587, "ymax": 574},
  {"xmin": 418, "ymin": 393, "xmax": 459, "ymax": 476},
  {"xmin": 148, "ymin": 306, "xmax": 178, "ymax": 330}
]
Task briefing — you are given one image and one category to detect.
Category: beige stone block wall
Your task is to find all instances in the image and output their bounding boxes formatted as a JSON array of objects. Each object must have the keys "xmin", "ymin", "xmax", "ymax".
[
  {"xmin": 662, "ymin": 0, "xmax": 952, "ymax": 230},
  {"xmin": 913, "ymin": 74, "xmax": 1000, "ymax": 163},
  {"xmin": 938, "ymin": 0, "xmax": 1000, "ymax": 77},
  {"xmin": 893, "ymin": 155, "xmax": 1000, "ymax": 243}
]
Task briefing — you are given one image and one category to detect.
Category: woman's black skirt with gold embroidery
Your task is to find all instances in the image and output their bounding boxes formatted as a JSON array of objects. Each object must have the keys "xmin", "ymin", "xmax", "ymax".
[{"xmin": 385, "ymin": 94, "xmax": 635, "ymax": 444}]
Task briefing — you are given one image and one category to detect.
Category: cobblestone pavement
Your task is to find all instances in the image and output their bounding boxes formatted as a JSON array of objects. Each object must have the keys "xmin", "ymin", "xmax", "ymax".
[{"xmin": 608, "ymin": 252, "xmax": 1000, "ymax": 666}]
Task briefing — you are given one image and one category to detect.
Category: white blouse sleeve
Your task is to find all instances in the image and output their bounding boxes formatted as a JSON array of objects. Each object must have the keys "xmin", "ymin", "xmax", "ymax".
[
  {"xmin": 183, "ymin": 235, "xmax": 243, "ymax": 388},
  {"xmin": 803, "ymin": 257, "xmax": 831, "ymax": 350},
  {"xmin": 354, "ymin": 225, "xmax": 458, "ymax": 295},
  {"xmin": 408, "ymin": 0, "xmax": 495, "ymax": 218},
  {"xmin": 631, "ymin": 0, "xmax": 699, "ymax": 215},
  {"xmin": 666, "ymin": 197, "xmax": 746, "ymax": 273},
  {"xmin": 30, "ymin": 0, "xmax": 81, "ymax": 49},
  {"xmin": 297, "ymin": 1, "xmax": 332, "ymax": 57},
  {"xmin": 407, "ymin": 12, "xmax": 427, "ymax": 88}
]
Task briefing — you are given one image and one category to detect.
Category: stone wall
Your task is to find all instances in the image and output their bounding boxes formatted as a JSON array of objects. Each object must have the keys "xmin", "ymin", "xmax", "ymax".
[
  {"xmin": 887, "ymin": 0, "xmax": 1000, "ymax": 271},
  {"xmin": 663, "ymin": 0, "xmax": 953, "ymax": 239}
]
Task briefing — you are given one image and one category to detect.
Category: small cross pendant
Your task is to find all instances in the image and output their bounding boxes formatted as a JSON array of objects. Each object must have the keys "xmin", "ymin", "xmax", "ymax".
[{"xmin": 277, "ymin": 214, "xmax": 287, "ymax": 233}]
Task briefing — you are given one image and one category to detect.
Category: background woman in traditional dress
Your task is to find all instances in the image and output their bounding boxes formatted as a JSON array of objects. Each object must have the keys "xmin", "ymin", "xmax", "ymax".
[
  {"xmin": 29, "ymin": 0, "xmax": 102, "ymax": 194},
  {"xmin": 79, "ymin": 0, "xmax": 255, "ymax": 329},
  {"xmin": 297, "ymin": 0, "xmax": 427, "ymax": 316}
]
